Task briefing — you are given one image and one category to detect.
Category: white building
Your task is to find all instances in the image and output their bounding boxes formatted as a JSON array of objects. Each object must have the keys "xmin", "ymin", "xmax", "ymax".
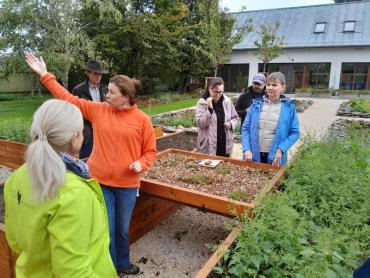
[{"xmin": 220, "ymin": 0, "xmax": 370, "ymax": 92}]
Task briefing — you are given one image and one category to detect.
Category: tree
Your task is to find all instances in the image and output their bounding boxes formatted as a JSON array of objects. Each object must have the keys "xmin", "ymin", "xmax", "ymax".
[
  {"xmin": 254, "ymin": 21, "xmax": 285, "ymax": 73},
  {"xmin": 207, "ymin": 8, "xmax": 252, "ymax": 77},
  {"xmin": 0, "ymin": 0, "xmax": 97, "ymax": 88},
  {"xmin": 191, "ymin": 1, "xmax": 252, "ymax": 77},
  {"xmin": 80, "ymin": 0, "xmax": 193, "ymax": 93},
  {"xmin": 176, "ymin": 0, "xmax": 251, "ymax": 92}
]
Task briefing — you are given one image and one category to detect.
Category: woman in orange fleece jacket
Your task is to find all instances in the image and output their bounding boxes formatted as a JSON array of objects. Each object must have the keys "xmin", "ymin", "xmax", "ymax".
[{"xmin": 26, "ymin": 53, "xmax": 156, "ymax": 276}]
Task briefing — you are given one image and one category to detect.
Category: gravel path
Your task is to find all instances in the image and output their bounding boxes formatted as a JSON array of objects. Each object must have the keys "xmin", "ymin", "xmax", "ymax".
[{"xmin": 129, "ymin": 206, "xmax": 235, "ymax": 277}]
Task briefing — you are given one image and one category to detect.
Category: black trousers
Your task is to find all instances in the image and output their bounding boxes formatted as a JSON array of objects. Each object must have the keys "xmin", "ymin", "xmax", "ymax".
[{"xmin": 260, "ymin": 152, "xmax": 269, "ymax": 164}]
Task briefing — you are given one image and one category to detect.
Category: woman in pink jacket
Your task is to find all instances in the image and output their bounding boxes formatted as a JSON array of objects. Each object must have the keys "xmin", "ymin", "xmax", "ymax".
[{"xmin": 195, "ymin": 77, "xmax": 238, "ymax": 157}]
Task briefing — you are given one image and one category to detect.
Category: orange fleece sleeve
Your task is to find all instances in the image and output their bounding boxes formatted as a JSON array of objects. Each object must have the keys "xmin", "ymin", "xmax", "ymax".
[
  {"xmin": 139, "ymin": 116, "xmax": 157, "ymax": 171},
  {"xmin": 40, "ymin": 73, "xmax": 99, "ymax": 122}
]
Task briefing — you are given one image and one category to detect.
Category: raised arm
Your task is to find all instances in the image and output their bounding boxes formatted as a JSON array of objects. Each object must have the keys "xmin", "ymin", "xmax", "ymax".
[
  {"xmin": 195, "ymin": 98, "xmax": 213, "ymax": 129},
  {"xmin": 25, "ymin": 53, "xmax": 98, "ymax": 121}
]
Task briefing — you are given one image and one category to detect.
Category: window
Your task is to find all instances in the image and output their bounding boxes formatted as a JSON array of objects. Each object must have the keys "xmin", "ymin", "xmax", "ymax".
[
  {"xmin": 314, "ymin": 23, "xmax": 326, "ymax": 33},
  {"xmin": 340, "ymin": 63, "xmax": 369, "ymax": 90},
  {"xmin": 308, "ymin": 63, "xmax": 330, "ymax": 88},
  {"xmin": 343, "ymin": 21, "xmax": 355, "ymax": 32}
]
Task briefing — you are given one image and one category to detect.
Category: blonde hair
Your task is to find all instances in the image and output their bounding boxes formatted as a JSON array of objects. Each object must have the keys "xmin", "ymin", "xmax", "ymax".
[{"xmin": 26, "ymin": 99, "xmax": 83, "ymax": 201}]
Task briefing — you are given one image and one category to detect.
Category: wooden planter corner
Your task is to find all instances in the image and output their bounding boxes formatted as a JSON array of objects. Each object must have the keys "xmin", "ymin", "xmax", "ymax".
[
  {"xmin": 141, "ymin": 148, "xmax": 286, "ymax": 217},
  {"xmin": 0, "ymin": 224, "xmax": 16, "ymax": 278},
  {"xmin": 195, "ymin": 225, "xmax": 241, "ymax": 278}
]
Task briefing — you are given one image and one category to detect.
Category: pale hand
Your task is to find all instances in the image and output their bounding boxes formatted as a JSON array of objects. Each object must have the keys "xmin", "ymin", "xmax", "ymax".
[
  {"xmin": 206, "ymin": 97, "xmax": 213, "ymax": 109},
  {"xmin": 244, "ymin": 150, "xmax": 253, "ymax": 161},
  {"xmin": 224, "ymin": 122, "xmax": 232, "ymax": 130},
  {"xmin": 25, "ymin": 53, "xmax": 48, "ymax": 77},
  {"xmin": 272, "ymin": 149, "xmax": 282, "ymax": 166},
  {"xmin": 129, "ymin": 161, "xmax": 142, "ymax": 173}
]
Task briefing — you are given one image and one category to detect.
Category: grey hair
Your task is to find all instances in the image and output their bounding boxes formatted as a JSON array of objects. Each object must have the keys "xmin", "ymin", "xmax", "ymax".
[
  {"xmin": 267, "ymin": 72, "xmax": 286, "ymax": 89},
  {"xmin": 26, "ymin": 99, "xmax": 83, "ymax": 202}
]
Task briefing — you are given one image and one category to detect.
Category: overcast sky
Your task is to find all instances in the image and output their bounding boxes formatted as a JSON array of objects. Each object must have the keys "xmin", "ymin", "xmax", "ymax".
[{"xmin": 220, "ymin": 0, "xmax": 334, "ymax": 12}]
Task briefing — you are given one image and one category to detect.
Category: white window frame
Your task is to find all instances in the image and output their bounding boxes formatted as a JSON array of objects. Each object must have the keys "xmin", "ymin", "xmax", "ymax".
[
  {"xmin": 314, "ymin": 22, "xmax": 326, "ymax": 33},
  {"xmin": 343, "ymin": 21, "xmax": 355, "ymax": 32}
]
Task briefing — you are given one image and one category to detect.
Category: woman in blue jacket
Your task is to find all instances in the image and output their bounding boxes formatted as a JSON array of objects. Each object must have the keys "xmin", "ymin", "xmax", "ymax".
[{"xmin": 242, "ymin": 72, "xmax": 300, "ymax": 166}]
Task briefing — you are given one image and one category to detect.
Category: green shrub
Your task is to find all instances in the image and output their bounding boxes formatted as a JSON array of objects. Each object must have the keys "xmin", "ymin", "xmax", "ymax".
[
  {"xmin": 348, "ymin": 99, "xmax": 370, "ymax": 113},
  {"xmin": 0, "ymin": 118, "xmax": 31, "ymax": 143},
  {"xmin": 295, "ymin": 87, "xmax": 334, "ymax": 94},
  {"xmin": 215, "ymin": 124, "xmax": 370, "ymax": 277},
  {"xmin": 0, "ymin": 96, "xmax": 50, "ymax": 143},
  {"xmin": 339, "ymin": 89, "xmax": 370, "ymax": 95},
  {"xmin": 166, "ymin": 117, "xmax": 195, "ymax": 128}
]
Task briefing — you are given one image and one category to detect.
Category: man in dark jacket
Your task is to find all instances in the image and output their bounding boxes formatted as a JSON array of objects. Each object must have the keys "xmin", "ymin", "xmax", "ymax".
[
  {"xmin": 72, "ymin": 60, "xmax": 108, "ymax": 159},
  {"xmin": 235, "ymin": 73, "xmax": 266, "ymax": 132}
]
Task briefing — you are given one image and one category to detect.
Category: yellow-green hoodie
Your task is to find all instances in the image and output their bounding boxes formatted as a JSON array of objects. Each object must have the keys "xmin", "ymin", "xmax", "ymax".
[{"xmin": 4, "ymin": 164, "xmax": 116, "ymax": 278}]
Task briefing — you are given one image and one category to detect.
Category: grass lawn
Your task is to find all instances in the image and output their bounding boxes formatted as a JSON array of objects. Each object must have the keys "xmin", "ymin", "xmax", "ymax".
[
  {"xmin": 140, "ymin": 98, "xmax": 198, "ymax": 116},
  {"xmin": 0, "ymin": 95, "xmax": 198, "ymax": 143}
]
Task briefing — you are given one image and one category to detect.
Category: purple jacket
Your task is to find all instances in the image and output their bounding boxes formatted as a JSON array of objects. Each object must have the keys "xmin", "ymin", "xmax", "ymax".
[{"xmin": 195, "ymin": 95, "xmax": 238, "ymax": 155}]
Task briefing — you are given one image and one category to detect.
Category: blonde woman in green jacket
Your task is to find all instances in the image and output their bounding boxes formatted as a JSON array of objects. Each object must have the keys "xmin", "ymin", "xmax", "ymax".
[{"xmin": 4, "ymin": 99, "xmax": 116, "ymax": 278}]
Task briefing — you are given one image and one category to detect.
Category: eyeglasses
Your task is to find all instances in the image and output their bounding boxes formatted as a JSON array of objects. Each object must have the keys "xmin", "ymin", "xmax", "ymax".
[{"xmin": 211, "ymin": 90, "xmax": 224, "ymax": 95}]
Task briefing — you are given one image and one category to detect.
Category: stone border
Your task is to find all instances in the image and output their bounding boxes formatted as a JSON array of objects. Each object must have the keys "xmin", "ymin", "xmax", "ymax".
[
  {"xmin": 328, "ymin": 118, "xmax": 370, "ymax": 140},
  {"xmin": 337, "ymin": 102, "xmax": 370, "ymax": 118}
]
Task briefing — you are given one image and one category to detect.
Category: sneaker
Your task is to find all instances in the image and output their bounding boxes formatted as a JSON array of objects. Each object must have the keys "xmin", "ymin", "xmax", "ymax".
[{"xmin": 118, "ymin": 264, "xmax": 140, "ymax": 276}]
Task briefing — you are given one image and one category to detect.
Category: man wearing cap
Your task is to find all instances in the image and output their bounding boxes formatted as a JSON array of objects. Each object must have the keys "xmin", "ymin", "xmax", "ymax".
[
  {"xmin": 235, "ymin": 73, "xmax": 266, "ymax": 132},
  {"xmin": 72, "ymin": 60, "xmax": 108, "ymax": 159}
]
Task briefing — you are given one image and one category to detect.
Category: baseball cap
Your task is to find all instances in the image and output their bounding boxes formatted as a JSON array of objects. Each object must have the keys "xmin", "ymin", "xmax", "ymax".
[{"xmin": 252, "ymin": 73, "xmax": 266, "ymax": 85}]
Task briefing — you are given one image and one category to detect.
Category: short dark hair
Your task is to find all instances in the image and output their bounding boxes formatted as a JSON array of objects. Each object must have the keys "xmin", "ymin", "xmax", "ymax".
[
  {"xmin": 208, "ymin": 77, "xmax": 224, "ymax": 89},
  {"xmin": 203, "ymin": 77, "xmax": 224, "ymax": 99}
]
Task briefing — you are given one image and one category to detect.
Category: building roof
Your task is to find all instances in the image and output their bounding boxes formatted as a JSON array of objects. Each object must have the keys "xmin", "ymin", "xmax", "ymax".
[{"xmin": 232, "ymin": 1, "xmax": 370, "ymax": 50}]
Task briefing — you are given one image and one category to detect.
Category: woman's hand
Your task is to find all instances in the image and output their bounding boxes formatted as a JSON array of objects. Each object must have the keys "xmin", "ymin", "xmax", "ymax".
[
  {"xmin": 243, "ymin": 150, "xmax": 252, "ymax": 161},
  {"xmin": 272, "ymin": 149, "xmax": 282, "ymax": 166},
  {"xmin": 224, "ymin": 122, "xmax": 232, "ymax": 130},
  {"xmin": 206, "ymin": 97, "xmax": 213, "ymax": 109},
  {"xmin": 129, "ymin": 160, "xmax": 142, "ymax": 173},
  {"xmin": 25, "ymin": 53, "xmax": 48, "ymax": 77}
]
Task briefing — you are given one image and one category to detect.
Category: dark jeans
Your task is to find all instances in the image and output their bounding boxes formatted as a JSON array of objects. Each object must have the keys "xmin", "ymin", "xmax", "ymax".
[
  {"xmin": 354, "ymin": 257, "xmax": 370, "ymax": 277},
  {"xmin": 101, "ymin": 186, "xmax": 137, "ymax": 270},
  {"xmin": 79, "ymin": 134, "xmax": 93, "ymax": 159}
]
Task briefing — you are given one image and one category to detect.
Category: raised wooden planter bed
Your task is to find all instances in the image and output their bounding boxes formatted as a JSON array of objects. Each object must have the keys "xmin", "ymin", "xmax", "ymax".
[
  {"xmin": 141, "ymin": 148, "xmax": 285, "ymax": 217},
  {"xmin": 0, "ymin": 130, "xmax": 284, "ymax": 277}
]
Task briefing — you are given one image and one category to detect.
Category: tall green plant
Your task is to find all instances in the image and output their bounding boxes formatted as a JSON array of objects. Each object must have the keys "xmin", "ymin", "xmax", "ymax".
[
  {"xmin": 254, "ymin": 21, "xmax": 285, "ymax": 73},
  {"xmin": 216, "ymin": 125, "xmax": 370, "ymax": 277}
]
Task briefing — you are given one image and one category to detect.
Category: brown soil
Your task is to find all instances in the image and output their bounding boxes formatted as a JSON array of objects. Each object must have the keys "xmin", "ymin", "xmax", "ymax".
[
  {"xmin": 142, "ymin": 153, "xmax": 278, "ymax": 203},
  {"xmin": 156, "ymin": 130, "xmax": 197, "ymax": 152}
]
